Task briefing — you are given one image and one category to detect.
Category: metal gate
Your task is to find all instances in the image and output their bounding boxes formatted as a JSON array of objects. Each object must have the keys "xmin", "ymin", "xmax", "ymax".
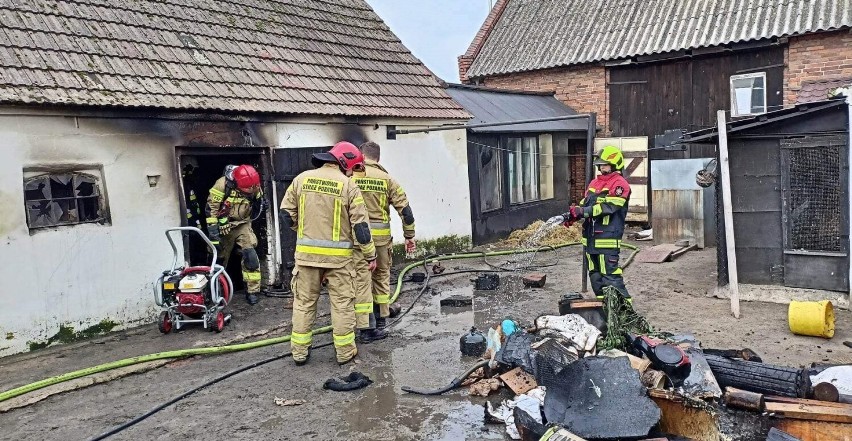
[{"xmin": 780, "ymin": 135, "xmax": 849, "ymax": 292}]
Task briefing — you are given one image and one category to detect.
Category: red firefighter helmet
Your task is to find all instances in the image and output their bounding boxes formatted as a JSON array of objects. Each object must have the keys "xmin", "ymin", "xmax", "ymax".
[
  {"xmin": 312, "ymin": 141, "xmax": 364, "ymax": 172},
  {"xmin": 232, "ymin": 165, "xmax": 260, "ymax": 192}
]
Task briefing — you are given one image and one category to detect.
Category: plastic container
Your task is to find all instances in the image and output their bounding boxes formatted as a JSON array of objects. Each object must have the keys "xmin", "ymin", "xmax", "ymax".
[
  {"xmin": 460, "ymin": 327, "xmax": 487, "ymax": 357},
  {"xmin": 788, "ymin": 300, "xmax": 835, "ymax": 338}
]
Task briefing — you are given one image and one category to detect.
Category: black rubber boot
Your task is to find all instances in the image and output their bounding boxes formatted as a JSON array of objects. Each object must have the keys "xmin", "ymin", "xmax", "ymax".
[
  {"xmin": 359, "ymin": 328, "xmax": 388, "ymax": 343},
  {"xmin": 294, "ymin": 351, "xmax": 310, "ymax": 366},
  {"xmin": 246, "ymin": 292, "xmax": 259, "ymax": 305}
]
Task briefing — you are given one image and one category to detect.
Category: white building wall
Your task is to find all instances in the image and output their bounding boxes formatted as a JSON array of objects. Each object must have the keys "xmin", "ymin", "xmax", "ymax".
[
  {"xmin": 274, "ymin": 121, "xmax": 472, "ymax": 243},
  {"xmin": 0, "ymin": 112, "xmax": 180, "ymax": 356},
  {"xmin": 0, "ymin": 112, "xmax": 471, "ymax": 356}
]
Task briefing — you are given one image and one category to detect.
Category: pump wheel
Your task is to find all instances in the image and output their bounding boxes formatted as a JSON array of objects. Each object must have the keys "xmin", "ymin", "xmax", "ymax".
[
  {"xmin": 212, "ymin": 311, "xmax": 225, "ymax": 333},
  {"xmin": 158, "ymin": 311, "xmax": 173, "ymax": 334}
]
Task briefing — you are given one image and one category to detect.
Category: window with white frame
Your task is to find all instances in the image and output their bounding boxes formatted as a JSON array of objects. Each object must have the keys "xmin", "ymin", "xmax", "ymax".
[
  {"xmin": 508, "ymin": 136, "xmax": 551, "ymax": 204},
  {"xmin": 730, "ymin": 72, "xmax": 767, "ymax": 117},
  {"xmin": 23, "ymin": 168, "xmax": 108, "ymax": 230}
]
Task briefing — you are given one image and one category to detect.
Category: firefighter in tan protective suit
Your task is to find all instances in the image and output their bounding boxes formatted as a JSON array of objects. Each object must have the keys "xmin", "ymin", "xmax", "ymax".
[
  {"xmin": 280, "ymin": 141, "xmax": 376, "ymax": 366},
  {"xmin": 206, "ymin": 164, "xmax": 266, "ymax": 305},
  {"xmin": 352, "ymin": 141, "xmax": 416, "ymax": 342}
]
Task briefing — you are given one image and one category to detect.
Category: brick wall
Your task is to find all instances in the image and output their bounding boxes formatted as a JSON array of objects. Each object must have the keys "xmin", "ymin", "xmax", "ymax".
[
  {"xmin": 480, "ymin": 65, "xmax": 610, "ymax": 133},
  {"xmin": 785, "ymin": 30, "xmax": 852, "ymax": 105}
]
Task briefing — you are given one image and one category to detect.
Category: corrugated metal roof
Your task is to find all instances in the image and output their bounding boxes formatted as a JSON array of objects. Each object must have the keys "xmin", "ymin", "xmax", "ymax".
[
  {"xmin": 468, "ymin": 0, "xmax": 852, "ymax": 78},
  {"xmin": 445, "ymin": 84, "xmax": 585, "ymax": 132},
  {"xmin": 0, "ymin": 0, "xmax": 469, "ymax": 119}
]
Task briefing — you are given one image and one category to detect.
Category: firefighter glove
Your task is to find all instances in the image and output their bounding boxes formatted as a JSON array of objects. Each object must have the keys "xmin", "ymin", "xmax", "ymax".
[
  {"xmin": 219, "ymin": 219, "xmax": 233, "ymax": 236},
  {"xmin": 568, "ymin": 204, "xmax": 584, "ymax": 220}
]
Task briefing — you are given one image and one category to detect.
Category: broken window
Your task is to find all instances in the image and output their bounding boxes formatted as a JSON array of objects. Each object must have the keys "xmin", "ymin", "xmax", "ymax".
[
  {"xmin": 508, "ymin": 136, "xmax": 547, "ymax": 204},
  {"xmin": 730, "ymin": 72, "xmax": 767, "ymax": 117},
  {"xmin": 479, "ymin": 144, "xmax": 503, "ymax": 212},
  {"xmin": 23, "ymin": 170, "xmax": 108, "ymax": 230}
]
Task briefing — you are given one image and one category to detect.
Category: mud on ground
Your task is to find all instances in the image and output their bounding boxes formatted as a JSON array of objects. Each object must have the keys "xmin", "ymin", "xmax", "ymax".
[{"xmin": 0, "ymin": 244, "xmax": 850, "ymax": 440}]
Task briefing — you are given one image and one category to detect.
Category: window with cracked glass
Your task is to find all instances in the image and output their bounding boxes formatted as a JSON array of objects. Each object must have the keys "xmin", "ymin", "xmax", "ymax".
[{"xmin": 23, "ymin": 169, "xmax": 108, "ymax": 230}]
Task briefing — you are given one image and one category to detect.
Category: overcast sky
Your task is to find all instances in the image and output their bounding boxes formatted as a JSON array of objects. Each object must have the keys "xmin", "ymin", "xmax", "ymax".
[{"xmin": 366, "ymin": 0, "xmax": 492, "ymax": 83}]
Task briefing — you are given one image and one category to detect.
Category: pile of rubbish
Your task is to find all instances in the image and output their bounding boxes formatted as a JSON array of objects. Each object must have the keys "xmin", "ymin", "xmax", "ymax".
[
  {"xmin": 496, "ymin": 220, "xmax": 582, "ymax": 248},
  {"xmin": 403, "ymin": 289, "xmax": 852, "ymax": 440}
]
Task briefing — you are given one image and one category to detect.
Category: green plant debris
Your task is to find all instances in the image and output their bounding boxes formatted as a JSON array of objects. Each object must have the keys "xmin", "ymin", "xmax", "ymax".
[
  {"xmin": 26, "ymin": 319, "xmax": 119, "ymax": 352},
  {"xmin": 392, "ymin": 235, "xmax": 472, "ymax": 263}
]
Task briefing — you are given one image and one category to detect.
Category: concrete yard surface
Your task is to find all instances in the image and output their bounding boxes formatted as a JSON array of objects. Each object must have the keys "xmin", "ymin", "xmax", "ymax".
[{"xmin": 0, "ymin": 244, "xmax": 850, "ymax": 440}]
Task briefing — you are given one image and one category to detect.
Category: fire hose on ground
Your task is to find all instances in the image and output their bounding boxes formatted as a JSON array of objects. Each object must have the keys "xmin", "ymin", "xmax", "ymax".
[{"xmin": 0, "ymin": 241, "xmax": 639, "ymax": 406}]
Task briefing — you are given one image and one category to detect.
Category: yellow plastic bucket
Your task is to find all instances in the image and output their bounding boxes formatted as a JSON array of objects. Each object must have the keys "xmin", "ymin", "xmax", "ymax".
[{"xmin": 788, "ymin": 300, "xmax": 835, "ymax": 338}]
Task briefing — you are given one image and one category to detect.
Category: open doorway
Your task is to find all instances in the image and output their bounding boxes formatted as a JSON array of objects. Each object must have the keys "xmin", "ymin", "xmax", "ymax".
[{"xmin": 176, "ymin": 147, "xmax": 273, "ymax": 292}]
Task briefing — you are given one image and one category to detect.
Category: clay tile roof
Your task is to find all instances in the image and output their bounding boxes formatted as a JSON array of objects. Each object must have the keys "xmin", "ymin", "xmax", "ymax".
[
  {"xmin": 797, "ymin": 77, "xmax": 852, "ymax": 104},
  {"xmin": 0, "ymin": 0, "xmax": 469, "ymax": 119}
]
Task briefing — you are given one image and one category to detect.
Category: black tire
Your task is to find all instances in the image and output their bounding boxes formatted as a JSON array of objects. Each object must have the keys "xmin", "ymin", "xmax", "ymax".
[
  {"xmin": 158, "ymin": 311, "xmax": 172, "ymax": 334},
  {"xmin": 705, "ymin": 354, "xmax": 810, "ymax": 398}
]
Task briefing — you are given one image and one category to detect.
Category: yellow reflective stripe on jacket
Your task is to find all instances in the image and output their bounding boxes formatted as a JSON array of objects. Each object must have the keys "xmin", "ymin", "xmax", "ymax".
[
  {"xmin": 242, "ymin": 271, "xmax": 261, "ymax": 281},
  {"xmin": 581, "ymin": 237, "xmax": 588, "ymax": 246},
  {"xmin": 354, "ymin": 303, "xmax": 373, "ymax": 314},
  {"xmin": 396, "ymin": 186, "xmax": 405, "ymax": 196},
  {"xmin": 332, "ymin": 199, "xmax": 342, "ymax": 242},
  {"xmin": 380, "ymin": 193, "xmax": 389, "ymax": 223},
  {"xmin": 209, "ymin": 188, "xmax": 225, "ymax": 202},
  {"xmin": 206, "ymin": 216, "xmax": 219, "ymax": 225},
  {"xmin": 296, "ymin": 245, "xmax": 354, "ymax": 257},
  {"xmin": 602, "ymin": 215, "xmax": 610, "ymax": 225},
  {"xmin": 297, "ymin": 194, "xmax": 305, "ymax": 238},
  {"xmin": 361, "ymin": 242, "xmax": 376, "ymax": 256},
  {"xmin": 291, "ymin": 332, "xmax": 312, "ymax": 345},
  {"xmin": 592, "ymin": 205, "xmax": 603, "ymax": 217},
  {"xmin": 370, "ymin": 222, "xmax": 391, "ymax": 236},
  {"xmin": 374, "ymin": 294, "xmax": 390, "ymax": 304},
  {"xmin": 604, "ymin": 196, "xmax": 627, "ymax": 206},
  {"xmin": 333, "ymin": 332, "xmax": 355, "ymax": 347},
  {"xmin": 353, "ymin": 196, "xmax": 365, "ymax": 206},
  {"xmin": 600, "ymin": 254, "xmax": 607, "ymax": 275},
  {"xmin": 403, "ymin": 223, "xmax": 415, "ymax": 232}
]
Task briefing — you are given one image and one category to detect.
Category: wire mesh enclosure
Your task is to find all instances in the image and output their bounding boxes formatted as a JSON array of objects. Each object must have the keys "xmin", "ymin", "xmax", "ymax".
[{"xmin": 782, "ymin": 136, "xmax": 848, "ymax": 253}]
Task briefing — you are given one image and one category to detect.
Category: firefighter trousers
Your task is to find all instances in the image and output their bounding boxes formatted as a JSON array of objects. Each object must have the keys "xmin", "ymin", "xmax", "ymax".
[
  {"xmin": 220, "ymin": 222, "xmax": 262, "ymax": 294},
  {"xmin": 289, "ymin": 263, "xmax": 357, "ymax": 363},
  {"xmin": 586, "ymin": 251, "xmax": 631, "ymax": 299},
  {"xmin": 353, "ymin": 243, "xmax": 393, "ymax": 329}
]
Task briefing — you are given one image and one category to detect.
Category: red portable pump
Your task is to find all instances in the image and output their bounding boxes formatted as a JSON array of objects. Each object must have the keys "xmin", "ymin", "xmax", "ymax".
[{"xmin": 155, "ymin": 227, "xmax": 234, "ymax": 333}]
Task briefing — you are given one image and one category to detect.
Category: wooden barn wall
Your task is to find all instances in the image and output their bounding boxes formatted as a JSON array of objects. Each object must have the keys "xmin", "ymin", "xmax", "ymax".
[{"xmin": 609, "ymin": 47, "xmax": 785, "ymax": 160}]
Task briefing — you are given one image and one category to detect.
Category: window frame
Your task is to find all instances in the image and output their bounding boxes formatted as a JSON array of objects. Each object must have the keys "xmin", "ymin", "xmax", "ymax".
[
  {"xmin": 477, "ymin": 142, "xmax": 504, "ymax": 214},
  {"xmin": 506, "ymin": 135, "xmax": 547, "ymax": 205},
  {"xmin": 23, "ymin": 167, "xmax": 110, "ymax": 231},
  {"xmin": 730, "ymin": 72, "xmax": 768, "ymax": 117}
]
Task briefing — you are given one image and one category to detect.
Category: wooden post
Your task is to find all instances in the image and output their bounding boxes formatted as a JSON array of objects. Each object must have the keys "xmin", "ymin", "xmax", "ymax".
[
  {"xmin": 717, "ymin": 110, "xmax": 740, "ymax": 318},
  {"xmin": 581, "ymin": 113, "xmax": 597, "ymax": 293}
]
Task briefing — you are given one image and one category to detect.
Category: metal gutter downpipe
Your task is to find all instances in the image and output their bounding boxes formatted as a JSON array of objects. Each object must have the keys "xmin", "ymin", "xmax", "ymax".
[
  {"xmin": 387, "ymin": 114, "xmax": 594, "ymax": 137},
  {"xmin": 846, "ymin": 89, "xmax": 852, "ymax": 299}
]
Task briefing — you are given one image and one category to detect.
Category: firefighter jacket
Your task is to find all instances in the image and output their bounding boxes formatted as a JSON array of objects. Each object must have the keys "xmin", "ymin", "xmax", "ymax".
[
  {"xmin": 352, "ymin": 159, "xmax": 415, "ymax": 247},
  {"xmin": 578, "ymin": 172, "xmax": 631, "ymax": 254},
  {"xmin": 280, "ymin": 163, "xmax": 376, "ymax": 268},
  {"xmin": 206, "ymin": 176, "xmax": 261, "ymax": 228}
]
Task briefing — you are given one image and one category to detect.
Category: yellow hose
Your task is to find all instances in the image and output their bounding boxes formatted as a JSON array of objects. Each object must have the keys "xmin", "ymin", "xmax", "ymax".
[{"xmin": 0, "ymin": 241, "xmax": 639, "ymax": 404}]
